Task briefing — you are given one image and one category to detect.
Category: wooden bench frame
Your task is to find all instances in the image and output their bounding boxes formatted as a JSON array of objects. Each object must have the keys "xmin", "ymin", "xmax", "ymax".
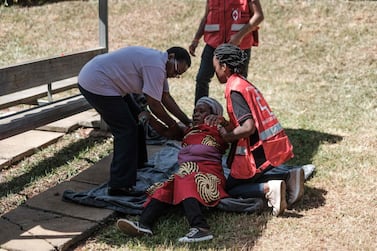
[
  {"xmin": 0, "ymin": 0, "xmax": 109, "ymax": 141},
  {"xmin": 0, "ymin": 77, "xmax": 78, "ymax": 110}
]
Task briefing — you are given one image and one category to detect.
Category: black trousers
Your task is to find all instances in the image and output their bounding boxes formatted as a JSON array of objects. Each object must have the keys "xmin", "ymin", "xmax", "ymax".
[
  {"xmin": 194, "ymin": 44, "xmax": 251, "ymax": 103},
  {"xmin": 79, "ymin": 85, "xmax": 147, "ymax": 188},
  {"xmin": 140, "ymin": 198, "xmax": 210, "ymax": 230}
]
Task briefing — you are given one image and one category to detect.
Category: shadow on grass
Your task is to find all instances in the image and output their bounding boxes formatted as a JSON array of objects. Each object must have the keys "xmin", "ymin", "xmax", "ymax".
[
  {"xmin": 282, "ymin": 128, "xmax": 337, "ymax": 214},
  {"xmin": 285, "ymin": 128, "xmax": 343, "ymax": 165},
  {"xmin": 0, "ymin": 134, "xmax": 109, "ymax": 199},
  {"xmin": 284, "ymin": 186, "xmax": 328, "ymax": 218},
  {"xmin": 301, "ymin": 186, "xmax": 327, "ymax": 209}
]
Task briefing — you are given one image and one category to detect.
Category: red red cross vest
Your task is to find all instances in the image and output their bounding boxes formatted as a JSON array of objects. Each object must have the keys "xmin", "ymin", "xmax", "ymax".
[
  {"xmin": 225, "ymin": 74, "xmax": 294, "ymax": 179},
  {"xmin": 204, "ymin": 0, "xmax": 259, "ymax": 49}
]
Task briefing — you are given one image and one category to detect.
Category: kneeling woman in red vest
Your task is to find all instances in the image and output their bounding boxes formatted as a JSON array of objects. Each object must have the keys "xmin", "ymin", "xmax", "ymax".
[
  {"xmin": 207, "ymin": 43, "xmax": 302, "ymax": 216},
  {"xmin": 117, "ymin": 97, "xmax": 229, "ymax": 243}
]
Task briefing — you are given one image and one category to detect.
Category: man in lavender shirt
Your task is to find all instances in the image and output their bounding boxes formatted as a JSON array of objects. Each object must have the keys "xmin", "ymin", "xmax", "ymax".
[{"xmin": 78, "ymin": 46, "xmax": 192, "ymax": 196}]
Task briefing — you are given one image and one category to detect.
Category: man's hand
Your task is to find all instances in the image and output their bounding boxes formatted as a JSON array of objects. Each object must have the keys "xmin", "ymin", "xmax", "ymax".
[
  {"xmin": 189, "ymin": 39, "xmax": 199, "ymax": 56},
  {"xmin": 138, "ymin": 111, "xmax": 150, "ymax": 126}
]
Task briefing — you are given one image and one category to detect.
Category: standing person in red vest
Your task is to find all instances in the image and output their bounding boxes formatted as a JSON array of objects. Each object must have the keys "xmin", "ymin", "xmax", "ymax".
[
  {"xmin": 206, "ymin": 43, "xmax": 304, "ymax": 216},
  {"xmin": 189, "ymin": 0, "xmax": 264, "ymax": 104}
]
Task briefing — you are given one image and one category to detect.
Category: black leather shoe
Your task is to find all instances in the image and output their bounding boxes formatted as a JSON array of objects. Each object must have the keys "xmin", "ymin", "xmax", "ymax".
[{"xmin": 107, "ymin": 187, "xmax": 144, "ymax": 197}]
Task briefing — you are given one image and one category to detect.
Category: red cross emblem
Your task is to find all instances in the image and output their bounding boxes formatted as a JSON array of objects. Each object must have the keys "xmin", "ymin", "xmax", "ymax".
[{"xmin": 232, "ymin": 9, "xmax": 239, "ymax": 21}]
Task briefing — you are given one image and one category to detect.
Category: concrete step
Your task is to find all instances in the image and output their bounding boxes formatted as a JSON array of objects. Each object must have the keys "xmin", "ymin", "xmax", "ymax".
[
  {"xmin": 0, "ymin": 109, "xmax": 100, "ymax": 170},
  {"xmin": 0, "ymin": 144, "xmax": 164, "ymax": 251},
  {"xmin": 0, "ymin": 130, "xmax": 64, "ymax": 170}
]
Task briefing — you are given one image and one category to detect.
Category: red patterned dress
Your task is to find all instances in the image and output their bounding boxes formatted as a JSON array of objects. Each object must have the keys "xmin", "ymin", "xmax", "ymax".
[{"xmin": 145, "ymin": 124, "xmax": 229, "ymax": 207}]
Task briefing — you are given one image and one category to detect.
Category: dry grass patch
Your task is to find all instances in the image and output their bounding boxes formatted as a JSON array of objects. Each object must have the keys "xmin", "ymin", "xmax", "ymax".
[{"xmin": 1, "ymin": 0, "xmax": 377, "ymax": 250}]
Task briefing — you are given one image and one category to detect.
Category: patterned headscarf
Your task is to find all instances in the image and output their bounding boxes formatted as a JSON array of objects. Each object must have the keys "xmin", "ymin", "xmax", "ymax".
[{"xmin": 196, "ymin": 97, "xmax": 223, "ymax": 116}]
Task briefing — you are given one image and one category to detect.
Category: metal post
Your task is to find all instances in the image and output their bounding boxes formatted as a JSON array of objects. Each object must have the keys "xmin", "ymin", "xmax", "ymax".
[
  {"xmin": 47, "ymin": 83, "xmax": 53, "ymax": 102},
  {"xmin": 99, "ymin": 0, "xmax": 109, "ymax": 52},
  {"xmin": 98, "ymin": 0, "xmax": 109, "ymax": 131}
]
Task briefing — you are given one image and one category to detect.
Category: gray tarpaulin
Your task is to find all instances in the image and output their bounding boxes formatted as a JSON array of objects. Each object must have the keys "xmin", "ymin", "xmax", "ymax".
[{"xmin": 62, "ymin": 141, "xmax": 315, "ymax": 215}]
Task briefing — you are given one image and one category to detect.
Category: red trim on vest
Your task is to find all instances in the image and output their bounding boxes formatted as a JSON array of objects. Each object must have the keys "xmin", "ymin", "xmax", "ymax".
[{"xmin": 225, "ymin": 74, "xmax": 294, "ymax": 179}]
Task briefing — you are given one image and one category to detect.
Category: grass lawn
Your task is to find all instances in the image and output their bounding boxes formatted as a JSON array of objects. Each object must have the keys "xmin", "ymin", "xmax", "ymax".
[{"xmin": 1, "ymin": 0, "xmax": 376, "ymax": 250}]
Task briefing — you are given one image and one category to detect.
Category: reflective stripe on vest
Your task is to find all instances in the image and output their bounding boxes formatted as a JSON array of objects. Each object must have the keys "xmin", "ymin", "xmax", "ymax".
[
  {"xmin": 231, "ymin": 24, "xmax": 246, "ymax": 31},
  {"xmin": 205, "ymin": 23, "xmax": 247, "ymax": 32},
  {"xmin": 235, "ymin": 146, "xmax": 247, "ymax": 155},
  {"xmin": 259, "ymin": 123, "xmax": 284, "ymax": 141},
  {"xmin": 236, "ymin": 124, "xmax": 283, "ymax": 155},
  {"xmin": 204, "ymin": 24, "xmax": 220, "ymax": 32}
]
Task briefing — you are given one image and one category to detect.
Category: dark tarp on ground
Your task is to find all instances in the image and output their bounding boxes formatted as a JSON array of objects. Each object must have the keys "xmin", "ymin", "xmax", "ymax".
[{"xmin": 62, "ymin": 141, "xmax": 314, "ymax": 215}]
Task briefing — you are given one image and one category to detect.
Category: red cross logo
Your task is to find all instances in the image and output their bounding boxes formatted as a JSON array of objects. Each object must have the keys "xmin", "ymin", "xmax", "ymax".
[{"xmin": 232, "ymin": 9, "xmax": 239, "ymax": 21}]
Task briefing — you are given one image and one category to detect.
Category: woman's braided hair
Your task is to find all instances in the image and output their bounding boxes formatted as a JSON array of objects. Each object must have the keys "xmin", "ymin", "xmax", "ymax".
[{"xmin": 214, "ymin": 43, "xmax": 248, "ymax": 74}]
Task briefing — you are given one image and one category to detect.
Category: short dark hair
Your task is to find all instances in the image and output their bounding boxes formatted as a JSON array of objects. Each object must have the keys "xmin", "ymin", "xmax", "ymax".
[{"xmin": 167, "ymin": 46, "xmax": 191, "ymax": 67}]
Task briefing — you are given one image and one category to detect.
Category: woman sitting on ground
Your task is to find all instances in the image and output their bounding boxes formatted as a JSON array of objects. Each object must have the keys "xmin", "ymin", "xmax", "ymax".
[{"xmin": 116, "ymin": 97, "xmax": 229, "ymax": 243}]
